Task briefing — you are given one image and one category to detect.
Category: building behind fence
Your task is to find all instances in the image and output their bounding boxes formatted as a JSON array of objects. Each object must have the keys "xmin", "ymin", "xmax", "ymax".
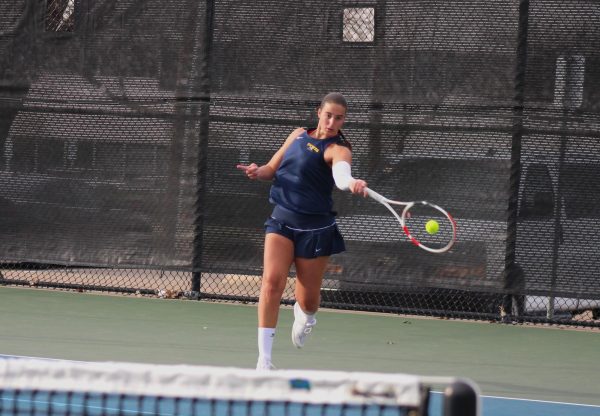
[{"xmin": 1, "ymin": 0, "xmax": 599, "ymax": 326}]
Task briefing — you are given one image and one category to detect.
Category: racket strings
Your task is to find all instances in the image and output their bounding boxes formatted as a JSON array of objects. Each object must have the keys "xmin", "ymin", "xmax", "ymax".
[{"xmin": 402, "ymin": 203, "xmax": 455, "ymax": 250}]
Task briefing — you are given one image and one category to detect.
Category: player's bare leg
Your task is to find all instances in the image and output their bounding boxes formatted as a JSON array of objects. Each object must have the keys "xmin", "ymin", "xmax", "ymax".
[
  {"xmin": 256, "ymin": 233, "xmax": 294, "ymax": 370},
  {"xmin": 258, "ymin": 233, "xmax": 294, "ymax": 327},
  {"xmin": 294, "ymin": 256, "xmax": 329, "ymax": 313},
  {"xmin": 291, "ymin": 256, "xmax": 329, "ymax": 348}
]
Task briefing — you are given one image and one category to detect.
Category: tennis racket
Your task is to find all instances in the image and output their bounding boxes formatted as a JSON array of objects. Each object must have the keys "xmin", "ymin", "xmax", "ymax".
[{"xmin": 365, "ymin": 187, "xmax": 457, "ymax": 253}]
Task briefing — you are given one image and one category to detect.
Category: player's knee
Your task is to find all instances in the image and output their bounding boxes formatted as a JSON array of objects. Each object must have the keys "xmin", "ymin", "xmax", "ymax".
[{"xmin": 261, "ymin": 273, "xmax": 287, "ymax": 296}]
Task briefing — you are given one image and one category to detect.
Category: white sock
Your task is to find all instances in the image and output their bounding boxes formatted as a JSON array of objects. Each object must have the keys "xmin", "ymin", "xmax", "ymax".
[
  {"xmin": 258, "ymin": 327, "xmax": 276, "ymax": 361},
  {"xmin": 296, "ymin": 303, "xmax": 317, "ymax": 323}
]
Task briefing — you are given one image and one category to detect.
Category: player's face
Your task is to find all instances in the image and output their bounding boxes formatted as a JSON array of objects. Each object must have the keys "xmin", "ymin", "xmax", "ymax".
[{"xmin": 317, "ymin": 102, "xmax": 346, "ymax": 138}]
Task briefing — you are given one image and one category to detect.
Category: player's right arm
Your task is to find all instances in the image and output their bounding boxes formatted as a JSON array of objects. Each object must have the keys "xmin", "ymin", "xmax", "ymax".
[
  {"xmin": 327, "ymin": 143, "xmax": 368, "ymax": 197},
  {"xmin": 236, "ymin": 127, "xmax": 305, "ymax": 181}
]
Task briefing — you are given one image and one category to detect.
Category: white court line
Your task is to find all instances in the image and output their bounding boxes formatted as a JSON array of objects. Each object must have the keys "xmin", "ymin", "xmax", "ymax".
[
  {"xmin": 431, "ymin": 390, "xmax": 600, "ymax": 409},
  {"xmin": 480, "ymin": 394, "xmax": 600, "ymax": 409},
  {"xmin": 0, "ymin": 354, "xmax": 84, "ymax": 362}
]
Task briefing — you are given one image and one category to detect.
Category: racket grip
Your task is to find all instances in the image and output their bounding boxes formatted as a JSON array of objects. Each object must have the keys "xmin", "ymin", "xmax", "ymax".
[{"xmin": 365, "ymin": 187, "xmax": 388, "ymax": 204}]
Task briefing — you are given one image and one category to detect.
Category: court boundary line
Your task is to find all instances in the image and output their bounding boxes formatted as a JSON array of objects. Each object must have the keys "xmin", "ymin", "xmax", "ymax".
[
  {"xmin": 480, "ymin": 394, "xmax": 600, "ymax": 408},
  {"xmin": 431, "ymin": 391, "xmax": 600, "ymax": 409},
  {"xmin": 0, "ymin": 354, "xmax": 83, "ymax": 363}
]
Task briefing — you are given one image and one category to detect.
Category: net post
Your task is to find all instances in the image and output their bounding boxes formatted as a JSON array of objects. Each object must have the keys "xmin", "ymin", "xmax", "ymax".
[{"xmin": 442, "ymin": 379, "xmax": 479, "ymax": 416}]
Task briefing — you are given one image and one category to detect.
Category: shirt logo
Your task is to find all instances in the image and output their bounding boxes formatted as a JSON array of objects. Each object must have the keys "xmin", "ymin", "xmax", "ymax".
[{"xmin": 306, "ymin": 143, "xmax": 320, "ymax": 153}]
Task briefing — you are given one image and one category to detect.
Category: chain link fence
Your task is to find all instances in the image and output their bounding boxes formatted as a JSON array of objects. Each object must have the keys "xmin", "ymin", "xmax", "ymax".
[{"xmin": 1, "ymin": 0, "xmax": 599, "ymax": 328}]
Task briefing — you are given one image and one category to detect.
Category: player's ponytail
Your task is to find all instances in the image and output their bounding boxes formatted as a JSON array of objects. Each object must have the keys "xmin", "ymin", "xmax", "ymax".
[{"xmin": 338, "ymin": 130, "xmax": 352, "ymax": 151}]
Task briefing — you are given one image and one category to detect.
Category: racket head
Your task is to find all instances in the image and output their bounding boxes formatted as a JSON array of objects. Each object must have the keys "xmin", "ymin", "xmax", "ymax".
[{"xmin": 398, "ymin": 201, "xmax": 457, "ymax": 253}]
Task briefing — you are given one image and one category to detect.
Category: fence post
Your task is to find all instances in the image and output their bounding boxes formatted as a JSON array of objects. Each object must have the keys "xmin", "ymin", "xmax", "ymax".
[
  {"xmin": 192, "ymin": 0, "xmax": 216, "ymax": 297},
  {"xmin": 504, "ymin": 0, "xmax": 529, "ymax": 316}
]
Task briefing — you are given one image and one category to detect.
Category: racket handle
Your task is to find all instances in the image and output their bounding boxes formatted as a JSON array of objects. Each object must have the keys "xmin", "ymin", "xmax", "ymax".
[{"xmin": 365, "ymin": 187, "xmax": 388, "ymax": 204}]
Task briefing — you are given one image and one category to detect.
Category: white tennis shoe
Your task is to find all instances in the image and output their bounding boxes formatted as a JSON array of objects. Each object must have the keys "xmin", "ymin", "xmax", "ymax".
[
  {"xmin": 256, "ymin": 357, "xmax": 276, "ymax": 370},
  {"xmin": 291, "ymin": 302, "xmax": 317, "ymax": 348}
]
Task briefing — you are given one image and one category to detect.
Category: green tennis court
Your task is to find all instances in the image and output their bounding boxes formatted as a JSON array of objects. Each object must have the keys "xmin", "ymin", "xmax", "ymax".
[{"xmin": 1, "ymin": 286, "xmax": 598, "ymax": 416}]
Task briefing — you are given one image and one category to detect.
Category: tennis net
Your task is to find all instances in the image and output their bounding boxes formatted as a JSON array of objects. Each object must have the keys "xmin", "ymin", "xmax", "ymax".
[{"xmin": 0, "ymin": 357, "xmax": 479, "ymax": 416}]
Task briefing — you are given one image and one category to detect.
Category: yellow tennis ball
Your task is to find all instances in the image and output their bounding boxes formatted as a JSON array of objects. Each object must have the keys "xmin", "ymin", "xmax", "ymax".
[{"xmin": 426, "ymin": 220, "xmax": 439, "ymax": 235}]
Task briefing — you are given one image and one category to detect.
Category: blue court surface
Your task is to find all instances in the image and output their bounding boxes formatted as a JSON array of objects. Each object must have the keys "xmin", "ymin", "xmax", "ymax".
[{"xmin": 429, "ymin": 392, "xmax": 600, "ymax": 416}]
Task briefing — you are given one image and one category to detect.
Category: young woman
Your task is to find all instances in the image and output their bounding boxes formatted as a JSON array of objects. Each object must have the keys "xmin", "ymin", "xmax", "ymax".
[{"xmin": 237, "ymin": 92, "xmax": 368, "ymax": 370}]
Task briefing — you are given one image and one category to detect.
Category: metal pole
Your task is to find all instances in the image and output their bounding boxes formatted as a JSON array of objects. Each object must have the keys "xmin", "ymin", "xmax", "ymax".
[
  {"xmin": 191, "ymin": 0, "xmax": 215, "ymax": 296},
  {"xmin": 505, "ymin": 0, "xmax": 529, "ymax": 314}
]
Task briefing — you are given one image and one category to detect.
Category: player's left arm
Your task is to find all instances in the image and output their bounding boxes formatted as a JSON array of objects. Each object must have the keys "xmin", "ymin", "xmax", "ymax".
[
  {"xmin": 325, "ymin": 144, "xmax": 368, "ymax": 196},
  {"xmin": 237, "ymin": 127, "xmax": 304, "ymax": 181}
]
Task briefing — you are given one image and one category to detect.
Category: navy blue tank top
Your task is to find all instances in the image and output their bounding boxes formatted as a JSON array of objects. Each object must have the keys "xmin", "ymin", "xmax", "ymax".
[{"xmin": 269, "ymin": 130, "xmax": 344, "ymax": 221}]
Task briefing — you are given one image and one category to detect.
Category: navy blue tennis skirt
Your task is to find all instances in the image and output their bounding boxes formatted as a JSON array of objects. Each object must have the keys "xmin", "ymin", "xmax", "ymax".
[{"xmin": 264, "ymin": 206, "xmax": 346, "ymax": 259}]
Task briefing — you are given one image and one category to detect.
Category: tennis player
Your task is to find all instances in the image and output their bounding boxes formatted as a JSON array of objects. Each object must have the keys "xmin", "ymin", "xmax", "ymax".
[{"xmin": 237, "ymin": 92, "xmax": 368, "ymax": 370}]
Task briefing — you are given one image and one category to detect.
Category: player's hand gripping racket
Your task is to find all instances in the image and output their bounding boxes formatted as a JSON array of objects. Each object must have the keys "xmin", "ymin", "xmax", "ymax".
[{"xmin": 365, "ymin": 188, "xmax": 457, "ymax": 253}]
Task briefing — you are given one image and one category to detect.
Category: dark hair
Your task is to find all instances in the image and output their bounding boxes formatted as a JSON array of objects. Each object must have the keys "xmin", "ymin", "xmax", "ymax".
[
  {"xmin": 337, "ymin": 130, "xmax": 352, "ymax": 151},
  {"xmin": 320, "ymin": 92, "xmax": 348, "ymax": 110}
]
